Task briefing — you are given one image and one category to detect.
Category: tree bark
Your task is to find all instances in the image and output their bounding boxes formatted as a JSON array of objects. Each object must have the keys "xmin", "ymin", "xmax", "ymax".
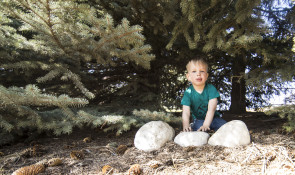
[{"xmin": 229, "ymin": 55, "xmax": 246, "ymax": 114}]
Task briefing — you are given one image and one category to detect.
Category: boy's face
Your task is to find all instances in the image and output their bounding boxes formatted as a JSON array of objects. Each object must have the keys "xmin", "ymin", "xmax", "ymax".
[{"xmin": 186, "ymin": 61, "xmax": 208, "ymax": 87}]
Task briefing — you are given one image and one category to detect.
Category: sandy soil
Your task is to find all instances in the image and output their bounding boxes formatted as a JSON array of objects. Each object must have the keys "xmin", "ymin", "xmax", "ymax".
[{"xmin": 1, "ymin": 112, "xmax": 295, "ymax": 175}]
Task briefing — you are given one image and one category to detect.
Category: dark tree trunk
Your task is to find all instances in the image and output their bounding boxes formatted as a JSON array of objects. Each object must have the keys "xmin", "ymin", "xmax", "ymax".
[{"xmin": 230, "ymin": 56, "xmax": 246, "ymax": 114}]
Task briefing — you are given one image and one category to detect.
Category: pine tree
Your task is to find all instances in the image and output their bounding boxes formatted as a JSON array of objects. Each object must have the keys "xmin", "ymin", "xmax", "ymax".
[
  {"xmin": 1, "ymin": 0, "xmax": 294, "ymax": 144},
  {"xmin": 0, "ymin": 0, "xmax": 154, "ymax": 144},
  {"xmin": 79, "ymin": 0, "xmax": 295, "ymax": 125},
  {"xmin": 91, "ymin": 0, "xmax": 294, "ymax": 112},
  {"xmin": 166, "ymin": 0, "xmax": 295, "ymax": 113},
  {"xmin": 265, "ymin": 104, "xmax": 295, "ymax": 132},
  {"xmin": 92, "ymin": 0, "xmax": 181, "ymax": 110},
  {"xmin": 166, "ymin": 0, "xmax": 265, "ymax": 113}
]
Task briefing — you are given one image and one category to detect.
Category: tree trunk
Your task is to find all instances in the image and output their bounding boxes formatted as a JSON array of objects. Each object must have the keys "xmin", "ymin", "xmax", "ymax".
[{"xmin": 229, "ymin": 56, "xmax": 246, "ymax": 114}]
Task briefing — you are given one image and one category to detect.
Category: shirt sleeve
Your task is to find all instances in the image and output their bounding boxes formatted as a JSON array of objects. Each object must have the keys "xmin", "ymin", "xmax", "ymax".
[
  {"xmin": 208, "ymin": 84, "xmax": 220, "ymax": 100},
  {"xmin": 181, "ymin": 88, "xmax": 191, "ymax": 106}
]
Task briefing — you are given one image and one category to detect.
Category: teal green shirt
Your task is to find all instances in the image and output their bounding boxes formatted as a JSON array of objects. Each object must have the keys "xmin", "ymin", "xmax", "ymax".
[{"xmin": 181, "ymin": 83, "xmax": 220, "ymax": 120}]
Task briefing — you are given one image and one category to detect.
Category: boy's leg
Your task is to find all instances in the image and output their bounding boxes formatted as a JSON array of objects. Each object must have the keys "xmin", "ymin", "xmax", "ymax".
[
  {"xmin": 210, "ymin": 117, "xmax": 227, "ymax": 131},
  {"xmin": 191, "ymin": 119, "xmax": 204, "ymax": 131}
]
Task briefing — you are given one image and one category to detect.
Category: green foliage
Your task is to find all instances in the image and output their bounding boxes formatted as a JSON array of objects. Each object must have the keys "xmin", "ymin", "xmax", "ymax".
[
  {"xmin": 265, "ymin": 105, "xmax": 295, "ymax": 132},
  {"xmin": 0, "ymin": 0, "xmax": 155, "ymax": 144},
  {"xmin": 165, "ymin": 0, "xmax": 295, "ymax": 112},
  {"xmin": 0, "ymin": 0, "xmax": 294, "ymax": 144},
  {"xmin": 0, "ymin": 84, "xmax": 89, "ymax": 145},
  {"xmin": 77, "ymin": 109, "xmax": 140, "ymax": 136},
  {"xmin": 1, "ymin": 0, "xmax": 154, "ymax": 68},
  {"xmin": 132, "ymin": 109, "xmax": 181, "ymax": 124},
  {"xmin": 168, "ymin": 0, "xmax": 264, "ymax": 53},
  {"xmin": 77, "ymin": 108, "xmax": 181, "ymax": 136},
  {"xmin": 0, "ymin": 0, "xmax": 154, "ymax": 84}
]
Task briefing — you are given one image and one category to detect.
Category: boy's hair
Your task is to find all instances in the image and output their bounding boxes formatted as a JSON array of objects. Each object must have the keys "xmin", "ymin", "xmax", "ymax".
[{"xmin": 186, "ymin": 57, "xmax": 208, "ymax": 71}]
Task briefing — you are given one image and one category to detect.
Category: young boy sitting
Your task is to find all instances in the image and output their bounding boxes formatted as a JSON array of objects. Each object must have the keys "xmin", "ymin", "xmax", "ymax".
[{"xmin": 181, "ymin": 57, "xmax": 226, "ymax": 132}]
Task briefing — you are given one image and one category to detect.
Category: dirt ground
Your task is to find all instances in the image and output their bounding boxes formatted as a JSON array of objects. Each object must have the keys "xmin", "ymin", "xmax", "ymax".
[{"xmin": 1, "ymin": 112, "xmax": 295, "ymax": 175}]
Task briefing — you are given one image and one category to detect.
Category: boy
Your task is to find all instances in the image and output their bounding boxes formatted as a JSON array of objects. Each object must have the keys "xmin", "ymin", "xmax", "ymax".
[{"xmin": 181, "ymin": 58, "xmax": 226, "ymax": 132}]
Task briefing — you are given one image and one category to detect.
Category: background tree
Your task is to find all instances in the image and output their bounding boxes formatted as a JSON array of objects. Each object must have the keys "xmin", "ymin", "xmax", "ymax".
[
  {"xmin": 1, "ymin": 0, "xmax": 294, "ymax": 144},
  {"xmin": 166, "ymin": 0, "xmax": 295, "ymax": 113},
  {"xmin": 0, "ymin": 0, "xmax": 155, "ymax": 143},
  {"xmin": 94, "ymin": 0, "xmax": 294, "ymax": 113}
]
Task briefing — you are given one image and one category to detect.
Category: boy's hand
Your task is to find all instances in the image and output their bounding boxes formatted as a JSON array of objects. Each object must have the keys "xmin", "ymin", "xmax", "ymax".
[
  {"xmin": 197, "ymin": 125, "xmax": 210, "ymax": 132},
  {"xmin": 183, "ymin": 126, "xmax": 192, "ymax": 132}
]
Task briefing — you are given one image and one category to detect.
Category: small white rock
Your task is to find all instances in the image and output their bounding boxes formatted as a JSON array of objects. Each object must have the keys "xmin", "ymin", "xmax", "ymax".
[
  {"xmin": 208, "ymin": 120, "xmax": 250, "ymax": 147},
  {"xmin": 134, "ymin": 121, "xmax": 175, "ymax": 152},
  {"xmin": 174, "ymin": 131, "xmax": 210, "ymax": 147}
]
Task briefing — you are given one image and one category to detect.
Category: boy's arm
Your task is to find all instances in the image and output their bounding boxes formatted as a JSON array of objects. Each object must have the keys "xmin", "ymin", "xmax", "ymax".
[
  {"xmin": 182, "ymin": 105, "xmax": 192, "ymax": 132},
  {"xmin": 197, "ymin": 98, "xmax": 218, "ymax": 132}
]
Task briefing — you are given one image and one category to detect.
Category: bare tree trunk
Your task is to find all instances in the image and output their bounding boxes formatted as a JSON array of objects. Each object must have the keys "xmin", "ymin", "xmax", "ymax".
[{"xmin": 230, "ymin": 56, "xmax": 246, "ymax": 114}]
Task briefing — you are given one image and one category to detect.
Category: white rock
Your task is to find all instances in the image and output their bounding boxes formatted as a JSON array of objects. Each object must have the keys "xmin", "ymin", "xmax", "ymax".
[
  {"xmin": 174, "ymin": 131, "xmax": 210, "ymax": 147},
  {"xmin": 208, "ymin": 120, "xmax": 250, "ymax": 147},
  {"xmin": 134, "ymin": 121, "xmax": 175, "ymax": 152}
]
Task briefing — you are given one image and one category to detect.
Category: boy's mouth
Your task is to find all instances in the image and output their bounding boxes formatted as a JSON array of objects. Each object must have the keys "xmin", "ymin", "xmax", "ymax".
[{"xmin": 196, "ymin": 78, "xmax": 202, "ymax": 82}]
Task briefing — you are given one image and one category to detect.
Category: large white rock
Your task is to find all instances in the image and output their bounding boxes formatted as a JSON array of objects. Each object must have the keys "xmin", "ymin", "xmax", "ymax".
[
  {"xmin": 134, "ymin": 121, "xmax": 175, "ymax": 152},
  {"xmin": 174, "ymin": 131, "xmax": 210, "ymax": 147},
  {"xmin": 208, "ymin": 120, "xmax": 250, "ymax": 147}
]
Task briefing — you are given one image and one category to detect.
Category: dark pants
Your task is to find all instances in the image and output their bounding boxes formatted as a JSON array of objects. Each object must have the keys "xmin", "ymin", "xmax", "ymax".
[{"xmin": 192, "ymin": 117, "xmax": 227, "ymax": 131}]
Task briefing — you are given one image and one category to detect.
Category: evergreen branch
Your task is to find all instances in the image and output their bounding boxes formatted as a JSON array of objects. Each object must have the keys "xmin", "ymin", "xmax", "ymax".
[
  {"xmin": 61, "ymin": 70, "xmax": 95, "ymax": 99},
  {"xmin": 77, "ymin": 109, "xmax": 179, "ymax": 136},
  {"xmin": 95, "ymin": 28, "xmax": 143, "ymax": 52},
  {"xmin": 266, "ymin": 105, "xmax": 295, "ymax": 132},
  {"xmin": 0, "ymin": 115, "xmax": 14, "ymax": 132},
  {"xmin": 16, "ymin": 0, "xmax": 48, "ymax": 25},
  {"xmin": 3, "ymin": 1, "xmax": 51, "ymax": 37},
  {"xmin": 166, "ymin": 17, "xmax": 188, "ymax": 49},
  {"xmin": 1, "ymin": 0, "xmax": 154, "ymax": 68},
  {"xmin": 0, "ymin": 86, "xmax": 19, "ymax": 107},
  {"xmin": 0, "ymin": 85, "xmax": 89, "ymax": 107},
  {"xmin": 132, "ymin": 109, "xmax": 181, "ymax": 124},
  {"xmin": 3, "ymin": 0, "xmax": 71, "ymax": 55},
  {"xmin": 44, "ymin": 1, "xmax": 67, "ymax": 53},
  {"xmin": 1, "ymin": 61, "xmax": 50, "ymax": 71},
  {"xmin": 36, "ymin": 68, "xmax": 62, "ymax": 83},
  {"xmin": 36, "ymin": 64, "xmax": 94, "ymax": 99},
  {"xmin": 76, "ymin": 110, "xmax": 104, "ymax": 126},
  {"xmin": 0, "ymin": 0, "xmax": 159, "ymax": 144},
  {"xmin": 59, "ymin": 105, "xmax": 77, "ymax": 120},
  {"xmin": 15, "ymin": 109, "xmax": 41, "ymax": 129},
  {"xmin": 16, "ymin": 0, "xmax": 49, "ymax": 26},
  {"xmin": 184, "ymin": 31, "xmax": 196, "ymax": 49},
  {"xmin": 19, "ymin": 0, "xmax": 67, "ymax": 53}
]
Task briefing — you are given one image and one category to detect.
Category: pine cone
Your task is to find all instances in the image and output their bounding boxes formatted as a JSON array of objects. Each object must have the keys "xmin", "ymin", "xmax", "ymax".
[
  {"xmin": 20, "ymin": 144, "xmax": 46, "ymax": 158},
  {"xmin": 102, "ymin": 165, "xmax": 113, "ymax": 174},
  {"xmin": 128, "ymin": 164, "xmax": 141, "ymax": 175},
  {"xmin": 12, "ymin": 164, "xmax": 45, "ymax": 175},
  {"xmin": 149, "ymin": 162, "xmax": 160, "ymax": 169},
  {"xmin": 83, "ymin": 137, "xmax": 92, "ymax": 143},
  {"xmin": 47, "ymin": 158, "xmax": 62, "ymax": 167},
  {"xmin": 64, "ymin": 142, "xmax": 77, "ymax": 149},
  {"xmin": 70, "ymin": 150, "xmax": 84, "ymax": 160},
  {"xmin": 31, "ymin": 144, "xmax": 45, "ymax": 157},
  {"xmin": 116, "ymin": 145, "xmax": 128, "ymax": 155}
]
